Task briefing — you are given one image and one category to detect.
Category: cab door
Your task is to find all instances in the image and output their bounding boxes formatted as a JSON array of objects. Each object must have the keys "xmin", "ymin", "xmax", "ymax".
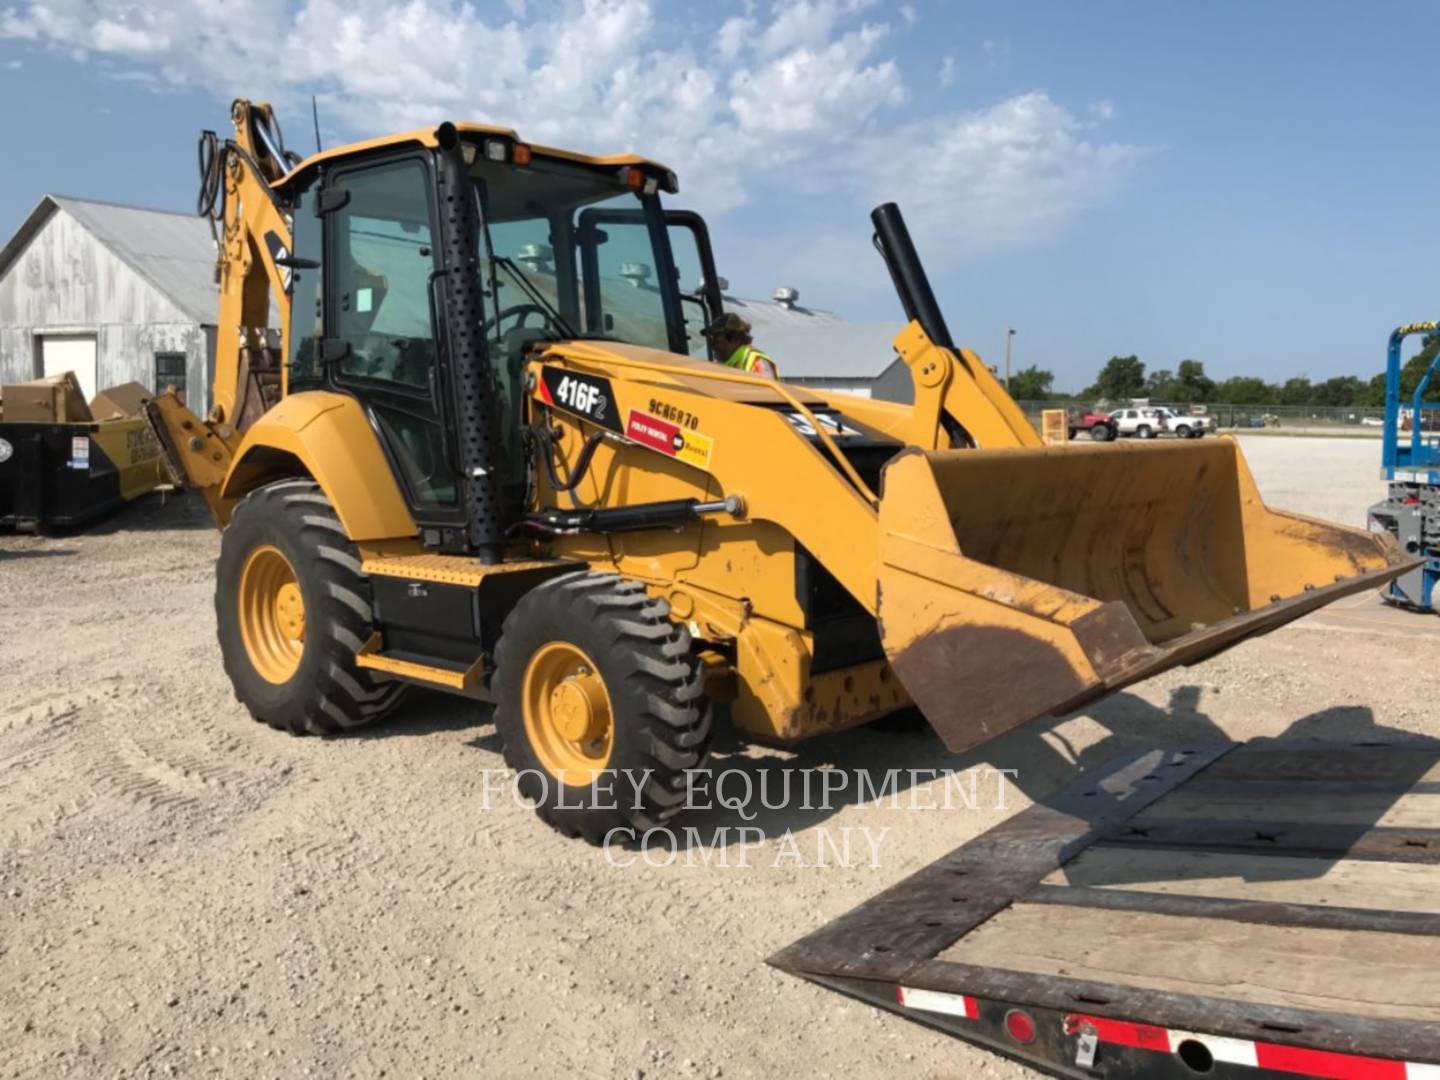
[{"xmin": 321, "ymin": 155, "xmax": 463, "ymax": 527}]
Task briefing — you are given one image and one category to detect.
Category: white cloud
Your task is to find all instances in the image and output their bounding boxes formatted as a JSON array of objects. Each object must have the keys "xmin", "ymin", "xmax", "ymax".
[
  {"xmin": 0, "ymin": 58, "xmax": 22, "ymax": 70},
  {"xmin": 851, "ymin": 93, "xmax": 1149, "ymax": 258},
  {"xmin": 1089, "ymin": 99, "xmax": 1116, "ymax": 123},
  {"xmin": 716, "ymin": 15, "xmax": 754, "ymax": 61},
  {"xmin": 0, "ymin": 0, "xmax": 1143, "ymax": 261}
]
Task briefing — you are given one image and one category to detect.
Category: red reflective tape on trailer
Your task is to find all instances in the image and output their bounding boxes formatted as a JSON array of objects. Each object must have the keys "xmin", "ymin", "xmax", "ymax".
[
  {"xmin": 1067, "ymin": 1014, "xmax": 1170, "ymax": 1054},
  {"xmin": 1254, "ymin": 1043, "xmax": 1408, "ymax": 1080},
  {"xmin": 1167, "ymin": 1030, "xmax": 1259, "ymax": 1069},
  {"xmin": 896, "ymin": 986, "xmax": 978, "ymax": 1020},
  {"xmin": 1075, "ymin": 1013, "xmax": 1430, "ymax": 1079}
]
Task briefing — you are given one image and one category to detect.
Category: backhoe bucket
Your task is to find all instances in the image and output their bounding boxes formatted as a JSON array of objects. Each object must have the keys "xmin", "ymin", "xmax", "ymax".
[{"xmin": 878, "ymin": 439, "xmax": 1413, "ymax": 751}]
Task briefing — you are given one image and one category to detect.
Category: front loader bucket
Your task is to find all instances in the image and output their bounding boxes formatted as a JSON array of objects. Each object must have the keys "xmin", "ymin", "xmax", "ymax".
[{"xmin": 878, "ymin": 439, "xmax": 1414, "ymax": 751}]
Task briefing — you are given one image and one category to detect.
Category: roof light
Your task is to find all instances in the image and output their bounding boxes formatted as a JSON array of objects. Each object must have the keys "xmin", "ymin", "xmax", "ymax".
[
  {"xmin": 460, "ymin": 142, "xmax": 478, "ymax": 166},
  {"xmin": 512, "ymin": 143, "xmax": 532, "ymax": 166},
  {"xmin": 484, "ymin": 139, "xmax": 507, "ymax": 162},
  {"xmin": 619, "ymin": 166, "xmax": 644, "ymax": 189},
  {"xmin": 643, "ymin": 176, "xmax": 659, "ymax": 196}
]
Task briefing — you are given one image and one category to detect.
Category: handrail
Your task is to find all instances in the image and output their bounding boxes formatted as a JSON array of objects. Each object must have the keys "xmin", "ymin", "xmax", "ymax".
[{"xmin": 1385, "ymin": 321, "xmax": 1440, "ymax": 474}]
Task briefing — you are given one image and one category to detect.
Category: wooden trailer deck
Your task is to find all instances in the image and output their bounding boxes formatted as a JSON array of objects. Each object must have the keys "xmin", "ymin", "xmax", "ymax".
[{"xmin": 770, "ymin": 738, "xmax": 1440, "ymax": 1078}]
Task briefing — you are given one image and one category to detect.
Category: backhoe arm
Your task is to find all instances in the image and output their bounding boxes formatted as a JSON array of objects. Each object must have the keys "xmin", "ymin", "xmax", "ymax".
[{"xmin": 147, "ymin": 99, "xmax": 297, "ymax": 522}]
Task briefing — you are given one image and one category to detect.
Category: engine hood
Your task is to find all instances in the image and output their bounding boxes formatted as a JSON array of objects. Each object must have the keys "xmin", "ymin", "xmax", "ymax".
[{"xmin": 537, "ymin": 339, "xmax": 834, "ymax": 407}]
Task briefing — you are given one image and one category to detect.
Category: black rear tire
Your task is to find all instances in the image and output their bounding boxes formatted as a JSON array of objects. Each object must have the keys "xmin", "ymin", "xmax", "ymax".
[
  {"xmin": 1174, "ymin": 424, "xmax": 1192, "ymax": 438},
  {"xmin": 215, "ymin": 479, "xmax": 408, "ymax": 735},
  {"xmin": 493, "ymin": 571, "xmax": 713, "ymax": 844}
]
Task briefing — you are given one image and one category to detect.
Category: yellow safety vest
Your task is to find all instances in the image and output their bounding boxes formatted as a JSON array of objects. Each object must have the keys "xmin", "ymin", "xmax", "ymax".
[{"xmin": 723, "ymin": 344, "xmax": 778, "ymax": 378}]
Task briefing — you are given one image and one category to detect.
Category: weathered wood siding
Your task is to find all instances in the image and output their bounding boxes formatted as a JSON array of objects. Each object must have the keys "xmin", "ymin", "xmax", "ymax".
[{"xmin": 0, "ymin": 207, "xmax": 212, "ymax": 414}]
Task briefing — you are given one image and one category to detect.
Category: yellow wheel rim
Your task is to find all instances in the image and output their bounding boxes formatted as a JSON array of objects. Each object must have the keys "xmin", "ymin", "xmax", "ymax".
[
  {"xmin": 238, "ymin": 545, "xmax": 306, "ymax": 684},
  {"xmin": 522, "ymin": 642, "xmax": 614, "ymax": 787}
]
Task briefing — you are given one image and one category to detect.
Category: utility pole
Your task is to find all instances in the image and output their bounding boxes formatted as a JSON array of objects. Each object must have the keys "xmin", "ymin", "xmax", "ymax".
[{"xmin": 1005, "ymin": 328, "xmax": 1016, "ymax": 393}]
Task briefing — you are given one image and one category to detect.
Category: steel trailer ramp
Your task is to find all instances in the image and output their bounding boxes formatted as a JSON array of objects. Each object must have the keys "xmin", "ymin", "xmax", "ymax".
[{"xmin": 769, "ymin": 739, "xmax": 1440, "ymax": 1078}]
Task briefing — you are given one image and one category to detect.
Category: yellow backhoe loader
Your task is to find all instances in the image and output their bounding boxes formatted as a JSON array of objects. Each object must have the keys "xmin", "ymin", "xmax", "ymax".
[{"xmin": 149, "ymin": 100, "xmax": 1410, "ymax": 842}]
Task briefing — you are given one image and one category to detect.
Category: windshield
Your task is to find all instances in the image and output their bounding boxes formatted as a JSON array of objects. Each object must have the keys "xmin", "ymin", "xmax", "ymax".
[{"xmin": 472, "ymin": 156, "xmax": 681, "ymax": 354}]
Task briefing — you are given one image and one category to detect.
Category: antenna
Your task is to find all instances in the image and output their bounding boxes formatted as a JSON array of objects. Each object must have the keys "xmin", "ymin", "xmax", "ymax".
[{"xmin": 311, "ymin": 95, "xmax": 323, "ymax": 153}]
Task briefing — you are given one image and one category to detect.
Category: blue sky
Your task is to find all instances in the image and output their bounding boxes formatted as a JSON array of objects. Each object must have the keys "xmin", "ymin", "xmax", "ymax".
[{"xmin": 0, "ymin": 0, "xmax": 1435, "ymax": 391}]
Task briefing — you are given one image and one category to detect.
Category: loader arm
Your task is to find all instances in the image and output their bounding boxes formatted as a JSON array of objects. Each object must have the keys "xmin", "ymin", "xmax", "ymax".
[{"xmin": 866, "ymin": 203, "xmax": 1041, "ymax": 451}]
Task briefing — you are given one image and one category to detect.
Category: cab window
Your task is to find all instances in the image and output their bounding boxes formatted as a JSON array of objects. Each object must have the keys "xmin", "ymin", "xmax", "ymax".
[{"xmin": 331, "ymin": 159, "xmax": 440, "ymax": 392}]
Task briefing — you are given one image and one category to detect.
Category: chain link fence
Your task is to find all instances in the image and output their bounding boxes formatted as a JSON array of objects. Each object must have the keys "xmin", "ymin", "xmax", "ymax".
[{"xmin": 1014, "ymin": 402, "xmax": 1387, "ymax": 434}]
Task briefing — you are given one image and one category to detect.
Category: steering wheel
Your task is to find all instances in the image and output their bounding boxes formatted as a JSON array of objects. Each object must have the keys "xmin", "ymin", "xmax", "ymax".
[{"xmin": 485, "ymin": 302, "xmax": 554, "ymax": 336}]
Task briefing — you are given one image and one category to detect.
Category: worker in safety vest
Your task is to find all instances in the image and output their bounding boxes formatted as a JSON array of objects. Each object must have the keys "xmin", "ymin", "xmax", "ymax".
[{"xmin": 704, "ymin": 312, "xmax": 778, "ymax": 379}]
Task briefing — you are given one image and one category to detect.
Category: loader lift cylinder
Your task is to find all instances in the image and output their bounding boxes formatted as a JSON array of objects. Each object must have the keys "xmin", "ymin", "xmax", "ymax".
[
  {"xmin": 871, "ymin": 202, "xmax": 955, "ymax": 350},
  {"xmin": 435, "ymin": 123, "xmax": 507, "ymax": 564}
]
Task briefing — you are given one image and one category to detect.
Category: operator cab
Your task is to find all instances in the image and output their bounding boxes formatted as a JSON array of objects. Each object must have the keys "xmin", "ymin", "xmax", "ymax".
[{"xmin": 281, "ymin": 128, "xmax": 724, "ymax": 549}]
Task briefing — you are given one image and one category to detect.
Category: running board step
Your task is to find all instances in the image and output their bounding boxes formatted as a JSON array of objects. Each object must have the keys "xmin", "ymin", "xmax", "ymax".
[{"xmin": 354, "ymin": 633, "xmax": 487, "ymax": 696}]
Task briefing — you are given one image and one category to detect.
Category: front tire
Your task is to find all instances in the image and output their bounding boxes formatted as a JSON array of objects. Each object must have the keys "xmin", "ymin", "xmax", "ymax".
[
  {"xmin": 493, "ymin": 572, "xmax": 713, "ymax": 844},
  {"xmin": 1174, "ymin": 424, "xmax": 1192, "ymax": 438},
  {"xmin": 215, "ymin": 479, "xmax": 408, "ymax": 735}
]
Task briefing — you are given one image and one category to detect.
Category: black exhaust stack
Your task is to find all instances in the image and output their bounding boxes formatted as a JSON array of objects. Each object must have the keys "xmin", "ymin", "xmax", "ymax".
[
  {"xmin": 436, "ymin": 122, "xmax": 506, "ymax": 564},
  {"xmin": 870, "ymin": 203, "xmax": 955, "ymax": 351}
]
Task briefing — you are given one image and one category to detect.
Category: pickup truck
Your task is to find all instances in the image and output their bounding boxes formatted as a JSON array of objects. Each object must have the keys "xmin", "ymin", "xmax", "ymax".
[
  {"xmin": 1152, "ymin": 407, "xmax": 1213, "ymax": 438},
  {"xmin": 1066, "ymin": 409, "xmax": 1116, "ymax": 442}
]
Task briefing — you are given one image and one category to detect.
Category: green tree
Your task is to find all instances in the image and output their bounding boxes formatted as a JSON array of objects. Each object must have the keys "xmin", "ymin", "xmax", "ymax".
[
  {"xmin": 1215, "ymin": 376, "xmax": 1275, "ymax": 405},
  {"xmin": 1175, "ymin": 360, "xmax": 1216, "ymax": 403},
  {"xmin": 1400, "ymin": 333, "xmax": 1440, "ymax": 398},
  {"xmin": 1278, "ymin": 377, "xmax": 1313, "ymax": 405},
  {"xmin": 1313, "ymin": 375, "xmax": 1363, "ymax": 407},
  {"xmin": 1358, "ymin": 373, "xmax": 1388, "ymax": 408},
  {"xmin": 1008, "ymin": 365, "xmax": 1056, "ymax": 401},
  {"xmin": 1144, "ymin": 368, "xmax": 1178, "ymax": 401},
  {"xmin": 1088, "ymin": 355, "xmax": 1146, "ymax": 401}
]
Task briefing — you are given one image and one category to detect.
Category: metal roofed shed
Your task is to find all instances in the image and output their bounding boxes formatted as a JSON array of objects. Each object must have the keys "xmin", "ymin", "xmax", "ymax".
[
  {"xmin": 0, "ymin": 195, "xmax": 219, "ymax": 418},
  {"xmin": 723, "ymin": 289, "xmax": 904, "ymax": 397}
]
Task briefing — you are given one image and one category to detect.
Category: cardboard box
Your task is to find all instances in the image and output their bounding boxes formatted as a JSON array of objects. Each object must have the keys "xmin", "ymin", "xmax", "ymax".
[
  {"xmin": 0, "ymin": 372, "xmax": 93, "ymax": 423},
  {"xmin": 89, "ymin": 382, "xmax": 153, "ymax": 421}
]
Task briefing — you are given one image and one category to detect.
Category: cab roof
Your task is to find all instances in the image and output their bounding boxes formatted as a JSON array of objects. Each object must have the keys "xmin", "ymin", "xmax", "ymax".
[{"xmin": 276, "ymin": 122, "xmax": 671, "ymax": 190}]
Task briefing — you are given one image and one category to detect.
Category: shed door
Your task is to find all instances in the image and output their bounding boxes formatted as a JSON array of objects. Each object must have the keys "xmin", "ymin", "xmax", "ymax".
[{"xmin": 40, "ymin": 334, "xmax": 98, "ymax": 402}]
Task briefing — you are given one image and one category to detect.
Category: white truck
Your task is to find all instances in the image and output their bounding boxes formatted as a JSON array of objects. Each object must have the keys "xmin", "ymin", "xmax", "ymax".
[
  {"xmin": 1110, "ymin": 406, "xmax": 1168, "ymax": 439},
  {"xmin": 1112, "ymin": 406, "xmax": 1213, "ymax": 439},
  {"xmin": 1152, "ymin": 406, "xmax": 1214, "ymax": 438}
]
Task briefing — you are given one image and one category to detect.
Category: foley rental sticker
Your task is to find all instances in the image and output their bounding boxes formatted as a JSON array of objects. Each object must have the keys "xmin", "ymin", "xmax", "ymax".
[{"xmin": 626, "ymin": 409, "xmax": 714, "ymax": 470}]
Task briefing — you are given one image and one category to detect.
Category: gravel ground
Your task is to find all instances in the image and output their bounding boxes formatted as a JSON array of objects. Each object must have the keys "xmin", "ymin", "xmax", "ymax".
[{"xmin": 0, "ymin": 435, "xmax": 1432, "ymax": 1080}]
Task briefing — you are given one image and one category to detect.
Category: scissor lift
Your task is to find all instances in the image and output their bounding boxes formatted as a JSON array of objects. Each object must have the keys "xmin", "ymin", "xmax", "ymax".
[{"xmin": 1370, "ymin": 321, "xmax": 1440, "ymax": 611}]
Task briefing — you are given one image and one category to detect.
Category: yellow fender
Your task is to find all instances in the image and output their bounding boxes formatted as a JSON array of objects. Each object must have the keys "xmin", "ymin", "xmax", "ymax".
[{"xmin": 220, "ymin": 391, "xmax": 417, "ymax": 541}]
